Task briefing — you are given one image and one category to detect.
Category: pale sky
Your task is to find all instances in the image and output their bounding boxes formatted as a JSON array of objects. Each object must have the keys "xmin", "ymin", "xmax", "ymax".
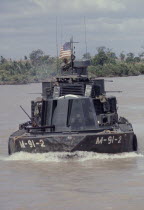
[{"xmin": 1, "ymin": 0, "xmax": 144, "ymax": 59}]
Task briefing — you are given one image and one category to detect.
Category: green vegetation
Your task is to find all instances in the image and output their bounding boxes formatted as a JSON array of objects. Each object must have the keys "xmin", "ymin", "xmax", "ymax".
[
  {"xmin": 0, "ymin": 50, "xmax": 59, "ymax": 84},
  {"xmin": 1, "ymin": 47, "xmax": 144, "ymax": 84},
  {"xmin": 88, "ymin": 47, "xmax": 144, "ymax": 77}
]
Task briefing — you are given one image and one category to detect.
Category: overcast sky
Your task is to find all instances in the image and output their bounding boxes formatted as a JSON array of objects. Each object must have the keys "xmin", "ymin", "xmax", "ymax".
[{"xmin": 1, "ymin": 0, "xmax": 144, "ymax": 59}]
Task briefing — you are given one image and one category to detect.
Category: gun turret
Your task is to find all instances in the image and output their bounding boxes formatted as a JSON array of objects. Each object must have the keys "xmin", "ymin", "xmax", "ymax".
[{"xmin": 61, "ymin": 59, "xmax": 90, "ymax": 76}]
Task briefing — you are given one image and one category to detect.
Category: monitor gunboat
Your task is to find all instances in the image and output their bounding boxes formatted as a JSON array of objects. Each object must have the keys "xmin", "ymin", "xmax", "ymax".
[{"xmin": 8, "ymin": 40, "xmax": 138, "ymax": 154}]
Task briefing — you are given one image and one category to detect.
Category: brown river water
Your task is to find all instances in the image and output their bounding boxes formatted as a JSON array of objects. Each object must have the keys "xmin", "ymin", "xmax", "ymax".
[{"xmin": 0, "ymin": 76, "xmax": 144, "ymax": 210}]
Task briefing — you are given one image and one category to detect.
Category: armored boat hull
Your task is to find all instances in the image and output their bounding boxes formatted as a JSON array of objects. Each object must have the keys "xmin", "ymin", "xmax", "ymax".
[
  {"xmin": 8, "ymin": 49, "xmax": 138, "ymax": 155},
  {"xmin": 8, "ymin": 129, "xmax": 137, "ymax": 155}
]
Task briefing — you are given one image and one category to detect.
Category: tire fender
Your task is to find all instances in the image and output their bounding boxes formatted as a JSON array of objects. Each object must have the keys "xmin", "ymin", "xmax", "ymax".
[{"xmin": 133, "ymin": 134, "xmax": 137, "ymax": 151}]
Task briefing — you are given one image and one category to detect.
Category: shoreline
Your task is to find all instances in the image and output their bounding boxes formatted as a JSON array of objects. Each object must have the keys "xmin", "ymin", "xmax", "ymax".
[
  {"xmin": 0, "ymin": 80, "xmax": 41, "ymax": 85},
  {"xmin": 0, "ymin": 74, "xmax": 142, "ymax": 85}
]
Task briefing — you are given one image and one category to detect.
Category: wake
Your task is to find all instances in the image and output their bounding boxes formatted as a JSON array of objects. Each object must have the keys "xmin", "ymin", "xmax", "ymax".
[{"xmin": 1, "ymin": 151, "xmax": 143, "ymax": 162}]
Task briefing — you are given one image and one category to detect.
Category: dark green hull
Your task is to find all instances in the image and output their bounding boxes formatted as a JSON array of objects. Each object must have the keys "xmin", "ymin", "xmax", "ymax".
[{"xmin": 8, "ymin": 129, "xmax": 137, "ymax": 154}]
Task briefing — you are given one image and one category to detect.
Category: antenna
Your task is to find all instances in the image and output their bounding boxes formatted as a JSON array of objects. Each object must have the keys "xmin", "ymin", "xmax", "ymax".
[
  {"xmin": 56, "ymin": 17, "xmax": 59, "ymax": 74},
  {"xmin": 84, "ymin": 16, "xmax": 88, "ymax": 58},
  {"xmin": 60, "ymin": 24, "xmax": 63, "ymax": 46},
  {"xmin": 70, "ymin": 36, "xmax": 74, "ymax": 70},
  {"xmin": 70, "ymin": 36, "xmax": 74, "ymax": 56}
]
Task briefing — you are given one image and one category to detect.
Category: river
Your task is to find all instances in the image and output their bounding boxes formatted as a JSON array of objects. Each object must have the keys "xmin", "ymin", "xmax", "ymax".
[{"xmin": 0, "ymin": 76, "xmax": 144, "ymax": 210}]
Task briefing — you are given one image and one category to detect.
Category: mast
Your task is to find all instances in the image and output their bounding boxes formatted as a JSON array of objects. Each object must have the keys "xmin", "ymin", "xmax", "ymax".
[{"xmin": 70, "ymin": 37, "xmax": 78, "ymax": 72}]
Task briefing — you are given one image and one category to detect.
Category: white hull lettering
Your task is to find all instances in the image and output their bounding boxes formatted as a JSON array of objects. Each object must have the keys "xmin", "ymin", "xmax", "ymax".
[
  {"xmin": 96, "ymin": 137, "xmax": 103, "ymax": 144},
  {"xmin": 19, "ymin": 139, "xmax": 46, "ymax": 148},
  {"xmin": 39, "ymin": 139, "xmax": 45, "ymax": 147},
  {"xmin": 118, "ymin": 136, "xmax": 122, "ymax": 143},
  {"xmin": 19, "ymin": 140, "xmax": 26, "ymax": 148},
  {"xmin": 95, "ymin": 136, "xmax": 123, "ymax": 145}
]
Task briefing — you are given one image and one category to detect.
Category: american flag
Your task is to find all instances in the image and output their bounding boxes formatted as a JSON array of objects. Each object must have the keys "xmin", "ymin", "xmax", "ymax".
[{"xmin": 59, "ymin": 42, "xmax": 71, "ymax": 59}]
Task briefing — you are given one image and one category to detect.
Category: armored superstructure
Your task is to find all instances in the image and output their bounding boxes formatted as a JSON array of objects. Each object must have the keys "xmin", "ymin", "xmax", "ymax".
[{"xmin": 8, "ymin": 43, "xmax": 137, "ymax": 154}]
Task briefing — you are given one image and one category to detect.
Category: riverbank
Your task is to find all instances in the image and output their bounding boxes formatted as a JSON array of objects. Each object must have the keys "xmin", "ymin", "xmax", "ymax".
[
  {"xmin": 0, "ymin": 79, "xmax": 40, "ymax": 85},
  {"xmin": 88, "ymin": 62, "xmax": 144, "ymax": 77},
  {"xmin": 0, "ymin": 69, "xmax": 143, "ymax": 85},
  {"xmin": 1, "ymin": 47, "xmax": 144, "ymax": 84},
  {"xmin": 0, "ymin": 81, "xmax": 28, "ymax": 85}
]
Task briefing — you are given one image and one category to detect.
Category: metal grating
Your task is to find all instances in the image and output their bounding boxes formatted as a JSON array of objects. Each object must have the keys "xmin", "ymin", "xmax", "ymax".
[{"xmin": 60, "ymin": 84, "xmax": 85, "ymax": 96}]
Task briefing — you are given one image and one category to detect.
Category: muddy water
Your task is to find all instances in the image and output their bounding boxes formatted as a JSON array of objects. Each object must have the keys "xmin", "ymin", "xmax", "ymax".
[{"xmin": 0, "ymin": 76, "xmax": 144, "ymax": 210}]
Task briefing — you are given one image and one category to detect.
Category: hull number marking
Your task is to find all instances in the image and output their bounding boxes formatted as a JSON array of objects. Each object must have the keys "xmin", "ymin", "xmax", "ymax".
[
  {"xmin": 95, "ymin": 136, "xmax": 122, "ymax": 145},
  {"xmin": 19, "ymin": 139, "xmax": 46, "ymax": 148}
]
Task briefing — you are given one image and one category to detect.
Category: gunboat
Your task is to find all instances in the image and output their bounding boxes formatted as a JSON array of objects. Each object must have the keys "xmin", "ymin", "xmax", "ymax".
[{"xmin": 8, "ymin": 43, "xmax": 138, "ymax": 154}]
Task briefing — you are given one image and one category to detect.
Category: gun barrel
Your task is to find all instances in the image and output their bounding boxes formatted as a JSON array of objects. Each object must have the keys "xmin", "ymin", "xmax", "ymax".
[{"xmin": 106, "ymin": 91, "xmax": 122, "ymax": 93}]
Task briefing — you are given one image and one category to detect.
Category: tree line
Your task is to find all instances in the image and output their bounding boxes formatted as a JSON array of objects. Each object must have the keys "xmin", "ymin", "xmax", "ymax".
[
  {"xmin": 0, "ymin": 49, "xmax": 58, "ymax": 84},
  {"xmin": 86, "ymin": 47, "xmax": 144, "ymax": 77},
  {"xmin": 1, "ymin": 47, "xmax": 144, "ymax": 84}
]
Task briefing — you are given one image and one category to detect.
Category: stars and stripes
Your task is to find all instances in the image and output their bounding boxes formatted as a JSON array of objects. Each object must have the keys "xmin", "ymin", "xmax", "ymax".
[{"xmin": 59, "ymin": 42, "xmax": 71, "ymax": 59}]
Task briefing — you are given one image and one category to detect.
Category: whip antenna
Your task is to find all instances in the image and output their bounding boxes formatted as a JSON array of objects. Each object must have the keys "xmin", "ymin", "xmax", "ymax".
[
  {"xmin": 84, "ymin": 16, "xmax": 88, "ymax": 58},
  {"xmin": 60, "ymin": 24, "xmax": 63, "ymax": 46},
  {"xmin": 56, "ymin": 16, "xmax": 59, "ymax": 74}
]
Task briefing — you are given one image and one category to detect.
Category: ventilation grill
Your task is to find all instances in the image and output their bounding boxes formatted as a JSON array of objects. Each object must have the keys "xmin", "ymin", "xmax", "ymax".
[{"xmin": 60, "ymin": 84, "xmax": 85, "ymax": 96}]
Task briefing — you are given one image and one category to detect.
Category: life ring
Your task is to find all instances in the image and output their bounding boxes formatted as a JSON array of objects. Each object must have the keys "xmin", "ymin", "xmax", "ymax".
[{"xmin": 133, "ymin": 134, "xmax": 137, "ymax": 151}]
